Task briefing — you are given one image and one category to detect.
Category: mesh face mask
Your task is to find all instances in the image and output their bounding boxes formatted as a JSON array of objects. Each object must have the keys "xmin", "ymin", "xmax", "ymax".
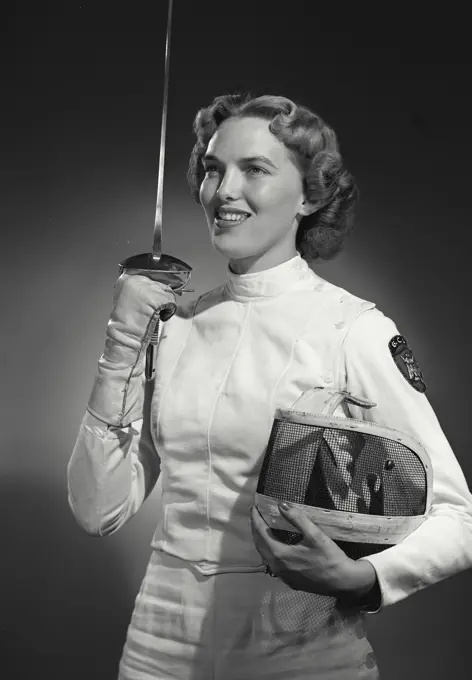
[{"xmin": 256, "ymin": 388, "xmax": 432, "ymax": 559}]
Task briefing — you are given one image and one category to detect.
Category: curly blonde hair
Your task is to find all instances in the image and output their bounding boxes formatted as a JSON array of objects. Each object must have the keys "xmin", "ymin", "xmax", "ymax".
[{"xmin": 187, "ymin": 93, "xmax": 358, "ymax": 261}]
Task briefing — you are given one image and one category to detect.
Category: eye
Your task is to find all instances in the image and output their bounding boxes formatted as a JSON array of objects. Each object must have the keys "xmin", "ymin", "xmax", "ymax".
[
  {"xmin": 246, "ymin": 166, "xmax": 268, "ymax": 176},
  {"xmin": 203, "ymin": 164, "xmax": 219, "ymax": 175}
]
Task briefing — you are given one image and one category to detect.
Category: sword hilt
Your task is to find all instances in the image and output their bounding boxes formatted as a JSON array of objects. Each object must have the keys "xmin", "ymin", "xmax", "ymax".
[
  {"xmin": 119, "ymin": 252, "xmax": 194, "ymax": 295},
  {"xmin": 119, "ymin": 251, "xmax": 193, "ymax": 381}
]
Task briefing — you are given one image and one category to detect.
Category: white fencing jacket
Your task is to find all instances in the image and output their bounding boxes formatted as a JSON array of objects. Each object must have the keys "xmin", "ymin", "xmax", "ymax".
[{"xmin": 68, "ymin": 253, "xmax": 472, "ymax": 610}]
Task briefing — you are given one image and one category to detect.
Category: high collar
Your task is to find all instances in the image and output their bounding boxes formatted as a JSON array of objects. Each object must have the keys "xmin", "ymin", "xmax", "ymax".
[{"xmin": 224, "ymin": 253, "xmax": 320, "ymax": 302}]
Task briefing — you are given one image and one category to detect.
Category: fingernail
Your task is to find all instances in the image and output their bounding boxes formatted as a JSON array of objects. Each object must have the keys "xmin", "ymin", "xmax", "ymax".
[{"xmin": 279, "ymin": 501, "xmax": 291, "ymax": 511}]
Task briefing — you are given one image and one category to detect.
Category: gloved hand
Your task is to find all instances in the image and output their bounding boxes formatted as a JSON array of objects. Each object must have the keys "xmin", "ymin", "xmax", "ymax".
[{"xmin": 87, "ymin": 272, "xmax": 177, "ymax": 428}]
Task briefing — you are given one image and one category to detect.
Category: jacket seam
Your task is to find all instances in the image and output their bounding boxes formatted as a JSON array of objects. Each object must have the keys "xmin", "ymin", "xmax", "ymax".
[
  {"xmin": 335, "ymin": 304, "xmax": 377, "ymax": 392},
  {"xmin": 204, "ymin": 302, "xmax": 251, "ymax": 562},
  {"xmin": 155, "ymin": 295, "xmax": 202, "ymax": 549}
]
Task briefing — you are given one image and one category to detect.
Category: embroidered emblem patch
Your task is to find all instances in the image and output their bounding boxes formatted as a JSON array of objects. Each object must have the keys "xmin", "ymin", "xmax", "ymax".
[{"xmin": 388, "ymin": 335, "xmax": 426, "ymax": 393}]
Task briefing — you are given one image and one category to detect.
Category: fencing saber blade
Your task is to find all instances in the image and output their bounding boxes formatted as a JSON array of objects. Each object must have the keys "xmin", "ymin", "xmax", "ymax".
[
  {"xmin": 119, "ymin": 0, "xmax": 193, "ymax": 291},
  {"xmin": 118, "ymin": 0, "xmax": 193, "ymax": 380},
  {"xmin": 151, "ymin": 0, "xmax": 173, "ymax": 264}
]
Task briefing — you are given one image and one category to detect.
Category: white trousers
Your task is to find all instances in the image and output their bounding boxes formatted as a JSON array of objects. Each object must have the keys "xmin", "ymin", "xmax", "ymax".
[{"xmin": 118, "ymin": 550, "xmax": 379, "ymax": 680}]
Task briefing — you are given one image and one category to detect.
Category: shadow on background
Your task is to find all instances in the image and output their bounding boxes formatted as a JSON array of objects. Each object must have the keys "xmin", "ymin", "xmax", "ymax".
[
  {"xmin": 0, "ymin": 472, "xmax": 142, "ymax": 680},
  {"xmin": 366, "ymin": 573, "xmax": 470, "ymax": 678}
]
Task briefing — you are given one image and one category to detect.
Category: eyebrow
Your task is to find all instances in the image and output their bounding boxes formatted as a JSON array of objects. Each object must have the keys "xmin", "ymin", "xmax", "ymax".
[{"xmin": 202, "ymin": 153, "xmax": 278, "ymax": 169}]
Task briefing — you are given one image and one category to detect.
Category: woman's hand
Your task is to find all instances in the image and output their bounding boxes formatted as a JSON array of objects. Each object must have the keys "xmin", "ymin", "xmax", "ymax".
[
  {"xmin": 250, "ymin": 502, "xmax": 378, "ymax": 603},
  {"xmin": 87, "ymin": 273, "xmax": 177, "ymax": 428}
]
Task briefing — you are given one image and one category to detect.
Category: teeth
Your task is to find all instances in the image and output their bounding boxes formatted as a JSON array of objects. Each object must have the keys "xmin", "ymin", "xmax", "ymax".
[{"xmin": 217, "ymin": 211, "xmax": 249, "ymax": 221}]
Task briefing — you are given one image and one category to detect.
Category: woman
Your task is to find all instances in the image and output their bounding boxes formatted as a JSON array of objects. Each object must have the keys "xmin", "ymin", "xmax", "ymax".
[{"xmin": 67, "ymin": 94, "xmax": 472, "ymax": 679}]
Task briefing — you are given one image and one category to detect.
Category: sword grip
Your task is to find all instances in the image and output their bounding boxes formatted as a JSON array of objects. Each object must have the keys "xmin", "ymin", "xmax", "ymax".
[
  {"xmin": 145, "ymin": 300, "xmax": 177, "ymax": 381},
  {"xmin": 145, "ymin": 321, "xmax": 160, "ymax": 381}
]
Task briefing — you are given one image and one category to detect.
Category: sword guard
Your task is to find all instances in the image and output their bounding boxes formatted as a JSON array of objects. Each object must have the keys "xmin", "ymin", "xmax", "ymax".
[{"xmin": 119, "ymin": 252, "xmax": 194, "ymax": 294}]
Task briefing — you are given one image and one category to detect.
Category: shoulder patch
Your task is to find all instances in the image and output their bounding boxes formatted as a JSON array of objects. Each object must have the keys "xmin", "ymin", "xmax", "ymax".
[{"xmin": 388, "ymin": 335, "xmax": 426, "ymax": 393}]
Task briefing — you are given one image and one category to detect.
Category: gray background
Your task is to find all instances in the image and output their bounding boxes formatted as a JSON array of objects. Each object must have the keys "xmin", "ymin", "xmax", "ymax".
[{"xmin": 2, "ymin": 1, "xmax": 471, "ymax": 678}]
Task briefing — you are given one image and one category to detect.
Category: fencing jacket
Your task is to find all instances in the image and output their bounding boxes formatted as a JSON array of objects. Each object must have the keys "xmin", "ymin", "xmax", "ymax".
[{"xmin": 68, "ymin": 253, "xmax": 472, "ymax": 610}]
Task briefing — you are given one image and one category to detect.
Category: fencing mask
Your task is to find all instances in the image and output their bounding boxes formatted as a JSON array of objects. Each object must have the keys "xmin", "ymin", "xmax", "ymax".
[{"xmin": 255, "ymin": 388, "xmax": 432, "ymax": 559}]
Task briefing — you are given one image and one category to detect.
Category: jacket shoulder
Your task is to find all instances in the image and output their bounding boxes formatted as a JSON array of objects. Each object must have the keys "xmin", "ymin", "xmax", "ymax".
[
  {"xmin": 315, "ymin": 278, "xmax": 376, "ymax": 323},
  {"xmin": 174, "ymin": 283, "xmax": 226, "ymax": 320}
]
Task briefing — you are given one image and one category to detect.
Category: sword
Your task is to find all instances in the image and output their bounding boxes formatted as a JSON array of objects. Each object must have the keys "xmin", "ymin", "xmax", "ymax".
[{"xmin": 118, "ymin": 0, "xmax": 193, "ymax": 380}]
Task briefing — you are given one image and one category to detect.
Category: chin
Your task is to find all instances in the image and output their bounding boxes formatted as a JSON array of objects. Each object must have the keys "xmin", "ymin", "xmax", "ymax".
[
  {"xmin": 212, "ymin": 238, "xmax": 257, "ymax": 260},
  {"xmin": 212, "ymin": 245, "xmax": 245, "ymax": 262}
]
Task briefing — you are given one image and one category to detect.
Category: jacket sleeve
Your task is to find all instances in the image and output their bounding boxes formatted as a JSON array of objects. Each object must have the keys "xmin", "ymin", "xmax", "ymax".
[
  {"xmin": 67, "ymin": 402, "xmax": 161, "ymax": 536},
  {"xmin": 340, "ymin": 307, "xmax": 472, "ymax": 609}
]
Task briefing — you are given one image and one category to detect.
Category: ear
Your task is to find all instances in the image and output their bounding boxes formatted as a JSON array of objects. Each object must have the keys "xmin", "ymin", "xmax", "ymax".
[{"xmin": 298, "ymin": 199, "xmax": 318, "ymax": 218}]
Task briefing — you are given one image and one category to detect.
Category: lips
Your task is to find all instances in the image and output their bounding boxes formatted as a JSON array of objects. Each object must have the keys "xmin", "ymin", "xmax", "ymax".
[
  {"xmin": 214, "ymin": 208, "xmax": 251, "ymax": 229},
  {"xmin": 215, "ymin": 208, "xmax": 251, "ymax": 220},
  {"xmin": 214, "ymin": 215, "xmax": 250, "ymax": 229}
]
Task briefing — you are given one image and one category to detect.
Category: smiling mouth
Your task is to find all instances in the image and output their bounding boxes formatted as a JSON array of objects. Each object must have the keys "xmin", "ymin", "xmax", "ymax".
[{"xmin": 214, "ymin": 209, "xmax": 251, "ymax": 226}]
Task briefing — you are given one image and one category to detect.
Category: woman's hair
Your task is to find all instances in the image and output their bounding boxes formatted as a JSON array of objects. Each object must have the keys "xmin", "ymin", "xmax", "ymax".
[{"xmin": 187, "ymin": 93, "xmax": 358, "ymax": 261}]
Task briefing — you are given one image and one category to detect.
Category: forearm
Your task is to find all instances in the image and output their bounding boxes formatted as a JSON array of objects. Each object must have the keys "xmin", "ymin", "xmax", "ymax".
[
  {"xmin": 67, "ymin": 412, "xmax": 159, "ymax": 535},
  {"xmin": 337, "ymin": 559, "xmax": 381, "ymax": 612},
  {"xmin": 67, "ymin": 274, "xmax": 174, "ymax": 535},
  {"xmin": 341, "ymin": 309, "xmax": 472, "ymax": 611}
]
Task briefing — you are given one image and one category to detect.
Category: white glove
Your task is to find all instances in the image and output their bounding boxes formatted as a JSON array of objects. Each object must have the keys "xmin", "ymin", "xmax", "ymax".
[{"xmin": 87, "ymin": 272, "xmax": 177, "ymax": 428}]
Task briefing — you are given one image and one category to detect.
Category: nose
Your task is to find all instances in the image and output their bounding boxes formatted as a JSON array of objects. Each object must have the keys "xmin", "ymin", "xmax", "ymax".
[{"xmin": 216, "ymin": 168, "xmax": 242, "ymax": 201}]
